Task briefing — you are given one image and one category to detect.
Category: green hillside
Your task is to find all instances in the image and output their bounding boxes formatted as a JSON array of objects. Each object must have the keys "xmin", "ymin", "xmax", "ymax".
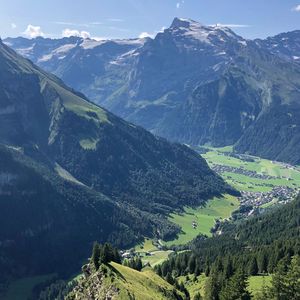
[
  {"xmin": 0, "ymin": 40, "xmax": 233, "ymax": 291},
  {"xmin": 67, "ymin": 262, "xmax": 183, "ymax": 300}
]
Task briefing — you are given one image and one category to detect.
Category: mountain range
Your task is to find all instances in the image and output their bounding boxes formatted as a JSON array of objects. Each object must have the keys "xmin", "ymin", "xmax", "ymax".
[
  {"xmin": 0, "ymin": 39, "xmax": 231, "ymax": 284},
  {"xmin": 5, "ymin": 18, "xmax": 300, "ymax": 164}
]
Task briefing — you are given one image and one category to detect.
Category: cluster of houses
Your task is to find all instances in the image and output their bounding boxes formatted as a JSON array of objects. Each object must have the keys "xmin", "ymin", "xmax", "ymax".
[
  {"xmin": 120, "ymin": 240, "xmax": 164, "ymax": 260},
  {"xmin": 120, "ymin": 249, "xmax": 152, "ymax": 259},
  {"xmin": 238, "ymin": 186, "xmax": 298, "ymax": 209},
  {"xmin": 211, "ymin": 164, "xmax": 276, "ymax": 180},
  {"xmin": 271, "ymin": 160, "xmax": 300, "ymax": 172}
]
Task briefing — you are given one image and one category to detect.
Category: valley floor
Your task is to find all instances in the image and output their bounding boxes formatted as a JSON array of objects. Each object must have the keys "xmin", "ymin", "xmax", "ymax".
[{"xmin": 126, "ymin": 146, "xmax": 300, "ymax": 277}]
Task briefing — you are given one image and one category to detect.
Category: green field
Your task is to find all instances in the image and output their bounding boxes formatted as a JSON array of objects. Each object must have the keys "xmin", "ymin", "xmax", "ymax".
[
  {"xmin": 134, "ymin": 238, "xmax": 174, "ymax": 267},
  {"xmin": 178, "ymin": 274, "xmax": 272, "ymax": 299},
  {"xmin": 135, "ymin": 238, "xmax": 158, "ymax": 253},
  {"xmin": 142, "ymin": 251, "xmax": 174, "ymax": 267},
  {"xmin": 203, "ymin": 147, "xmax": 300, "ymax": 192},
  {"xmin": 1, "ymin": 274, "xmax": 55, "ymax": 300},
  {"xmin": 178, "ymin": 274, "xmax": 207, "ymax": 299},
  {"xmin": 165, "ymin": 194, "xmax": 239, "ymax": 246},
  {"xmin": 248, "ymin": 275, "xmax": 272, "ymax": 297}
]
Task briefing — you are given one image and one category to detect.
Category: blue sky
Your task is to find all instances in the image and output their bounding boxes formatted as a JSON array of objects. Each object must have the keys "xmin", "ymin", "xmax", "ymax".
[{"xmin": 1, "ymin": 0, "xmax": 300, "ymax": 40}]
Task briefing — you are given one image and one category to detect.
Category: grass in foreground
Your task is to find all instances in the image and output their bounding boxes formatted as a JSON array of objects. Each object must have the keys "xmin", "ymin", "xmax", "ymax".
[
  {"xmin": 69, "ymin": 262, "xmax": 183, "ymax": 300},
  {"xmin": 165, "ymin": 194, "xmax": 239, "ymax": 246}
]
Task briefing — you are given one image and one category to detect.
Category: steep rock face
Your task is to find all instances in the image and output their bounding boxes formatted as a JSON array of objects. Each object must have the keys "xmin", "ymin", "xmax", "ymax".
[
  {"xmin": 255, "ymin": 30, "xmax": 300, "ymax": 64},
  {"xmin": 5, "ymin": 19, "xmax": 300, "ymax": 164},
  {"xmin": 0, "ymin": 40, "xmax": 231, "ymax": 281},
  {"xmin": 235, "ymin": 103, "xmax": 300, "ymax": 165},
  {"xmin": 156, "ymin": 71, "xmax": 262, "ymax": 146},
  {"xmin": 4, "ymin": 36, "xmax": 148, "ymax": 104}
]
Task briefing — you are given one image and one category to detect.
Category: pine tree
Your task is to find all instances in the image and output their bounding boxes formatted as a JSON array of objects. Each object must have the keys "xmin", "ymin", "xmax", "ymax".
[
  {"xmin": 255, "ymin": 277, "xmax": 271, "ymax": 300},
  {"xmin": 113, "ymin": 248, "xmax": 121, "ymax": 264},
  {"xmin": 248, "ymin": 256, "xmax": 259, "ymax": 276},
  {"xmin": 204, "ymin": 262, "xmax": 210, "ymax": 277},
  {"xmin": 162, "ymin": 263, "xmax": 169, "ymax": 277},
  {"xmin": 205, "ymin": 270, "xmax": 221, "ymax": 300},
  {"xmin": 165, "ymin": 272, "xmax": 174, "ymax": 285},
  {"xmin": 156, "ymin": 264, "xmax": 162, "ymax": 277},
  {"xmin": 135, "ymin": 257, "xmax": 143, "ymax": 271},
  {"xmin": 269, "ymin": 258, "xmax": 289, "ymax": 299},
  {"xmin": 123, "ymin": 259, "xmax": 129, "ymax": 267},
  {"xmin": 219, "ymin": 270, "xmax": 251, "ymax": 300},
  {"xmin": 258, "ymin": 251, "xmax": 268, "ymax": 274},
  {"xmin": 193, "ymin": 292, "xmax": 202, "ymax": 300},
  {"xmin": 224, "ymin": 257, "xmax": 234, "ymax": 279},
  {"xmin": 283, "ymin": 255, "xmax": 300, "ymax": 300},
  {"xmin": 100, "ymin": 243, "xmax": 113, "ymax": 265},
  {"xmin": 188, "ymin": 255, "xmax": 196, "ymax": 274},
  {"xmin": 195, "ymin": 265, "xmax": 201, "ymax": 277},
  {"xmin": 91, "ymin": 242, "xmax": 101, "ymax": 270}
]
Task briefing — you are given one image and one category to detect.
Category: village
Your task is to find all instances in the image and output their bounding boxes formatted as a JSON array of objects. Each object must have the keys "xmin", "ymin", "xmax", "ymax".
[
  {"xmin": 238, "ymin": 186, "xmax": 299, "ymax": 209},
  {"xmin": 211, "ymin": 164, "xmax": 278, "ymax": 180}
]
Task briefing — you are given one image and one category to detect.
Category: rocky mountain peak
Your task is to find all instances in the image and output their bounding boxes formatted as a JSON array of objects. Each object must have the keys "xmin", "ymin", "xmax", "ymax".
[
  {"xmin": 170, "ymin": 17, "xmax": 201, "ymax": 29},
  {"xmin": 168, "ymin": 17, "xmax": 243, "ymax": 44}
]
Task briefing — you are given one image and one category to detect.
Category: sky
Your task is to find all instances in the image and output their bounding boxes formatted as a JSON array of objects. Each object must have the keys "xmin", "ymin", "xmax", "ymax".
[{"xmin": 1, "ymin": 0, "xmax": 300, "ymax": 40}]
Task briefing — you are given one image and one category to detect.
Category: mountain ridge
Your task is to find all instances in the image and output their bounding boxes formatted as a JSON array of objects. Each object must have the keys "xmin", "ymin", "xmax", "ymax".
[
  {"xmin": 5, "ymin": 18, "xmax": 300, "ymax": 164},
  {"xmin": 0, "ymin": 39, "xmax": 231, "ymax": 285}
]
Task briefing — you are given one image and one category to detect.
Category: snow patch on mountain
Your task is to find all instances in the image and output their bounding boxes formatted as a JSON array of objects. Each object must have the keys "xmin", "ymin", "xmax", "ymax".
[
  {"xmin": 39, "ymin": 43, "xmax": 76, "ymax": 62},
  {"xmin": 80, "ymin": 39, "xmax": 107, "ymax": 49}
]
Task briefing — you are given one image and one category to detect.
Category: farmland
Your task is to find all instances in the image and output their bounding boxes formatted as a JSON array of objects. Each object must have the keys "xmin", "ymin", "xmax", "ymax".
[
  {"xmin": 163, "ymin": 146, "xmax": 300, "ymax": 247},
  {"xmin": 164, "ymin": 195, "xmax": 239, "ymax": 246}
]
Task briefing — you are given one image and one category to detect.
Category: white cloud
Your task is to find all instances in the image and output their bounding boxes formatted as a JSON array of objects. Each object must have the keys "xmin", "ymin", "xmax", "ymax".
[
  {"xmin": 80, "ymin": 31, "xmax": 91, "ymax": 39},
  {"xmin": 214, "ymin": 23, "xmax": 251, "ymax": 28},
  {"xmin": 62, "ymin": 28, "xmax": 91, "ymax": 38},
  {"xmin": 11, "ymin": 23, "xmax": 17, "ymax": 29},
  {"xmin": 293, "ymin": 5, "xmax": 300, "ymax": 12},
  {"xmin": 23, "ymin": 24, "xmax": 44, "ymax": 38},
  {"xmin": 139, "ymin": 32, "xmax": 154, "ymax": 39},
  {"xmin": 176, "ymin": 0, "xmax": 184, "ymax": 9},
  {"xmin": 139, "ymin": 27, "xmax": 167, "ymax": 39}
]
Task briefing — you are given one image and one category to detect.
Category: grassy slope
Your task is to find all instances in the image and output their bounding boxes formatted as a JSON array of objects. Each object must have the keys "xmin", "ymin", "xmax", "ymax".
[
  {"xmin": 68, "ymin": 263, "xmax": 183, "ymax": 300},
  {"xmin": 165, "ymin": 195, "xmax": 239, "ymax": 246},
  {"xmin": 111, "ymin": 263, "xmax": 180, "ymax": 300}
]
